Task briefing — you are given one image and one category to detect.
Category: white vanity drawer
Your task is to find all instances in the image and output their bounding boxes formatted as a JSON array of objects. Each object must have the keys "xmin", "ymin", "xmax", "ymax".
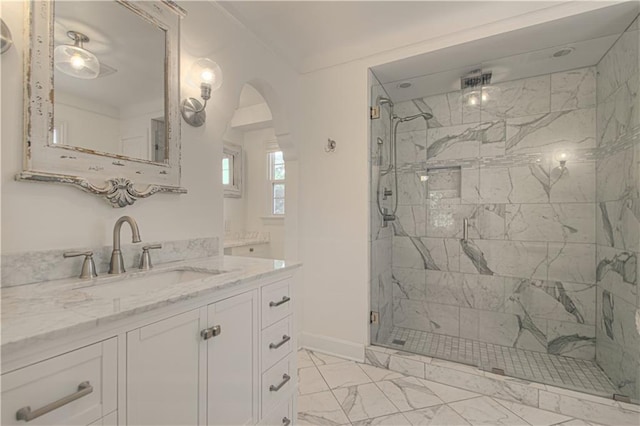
[
  {"xmin": 261, "ymin": 279, "xmax": 292, "ymax": 329},
  {"xmin": 261, "ymin": 355, "xmax": 294, "ymax": 417},
  {"xmin": 88, "ymin": 410, "xmax": 117, "ymax": 426},
  {"xmin": 262, "ymin": 316, "xmax": 293, "ymax": 372},
  {"xmin": 1, "ymin": 338, "xmax": 117, "ymax": 426},
  {"xmin": 259, "ymin": 397, "xmax": 292, "ymax": 426}
]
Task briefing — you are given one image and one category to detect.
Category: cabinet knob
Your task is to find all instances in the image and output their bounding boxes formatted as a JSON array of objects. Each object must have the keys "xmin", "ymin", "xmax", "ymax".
[{"xmin": 201, "ymin": 325, "xmax": 222, "ymax": 340}]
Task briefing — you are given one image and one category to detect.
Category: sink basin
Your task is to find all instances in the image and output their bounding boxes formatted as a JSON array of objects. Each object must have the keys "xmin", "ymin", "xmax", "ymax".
[{"xmin": 80, "ymin": 268, "xmax": 223, "ymax": 299}]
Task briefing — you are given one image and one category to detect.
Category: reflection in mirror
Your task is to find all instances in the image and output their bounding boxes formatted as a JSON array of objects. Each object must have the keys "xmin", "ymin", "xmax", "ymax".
[
  {"xmin": 223, "ymin": 144, "xmax": 243, "ymax": 198},
  {"xmin": 53, "ymin": 1, "xmax": 167, "ymax": 163}
]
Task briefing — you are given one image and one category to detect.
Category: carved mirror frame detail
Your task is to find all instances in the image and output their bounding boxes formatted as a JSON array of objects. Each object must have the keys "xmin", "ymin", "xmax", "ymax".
[{"xmin": 17, "ymin": 0, "xmax": 187, "ymax": 207}]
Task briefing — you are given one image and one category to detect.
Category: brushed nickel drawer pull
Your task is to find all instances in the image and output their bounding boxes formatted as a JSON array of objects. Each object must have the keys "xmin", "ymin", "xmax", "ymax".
[
  {"xmin": 16, "ymin": 381, "xmax": 93, "ymax": 422},
  {"xmin": 269, "ymin": 374, "xmax": 291, "ymax": 392},
  {"xmin": 269, "ymin": 335, "xmax": 291, "ymax": 349},
  {"xmin": 269, "ymin": 296, "xmax": 290, "ymax": 307},
  {"xmin": 282, "ymin": 417, "xmax": 291, "ymax": 426}
]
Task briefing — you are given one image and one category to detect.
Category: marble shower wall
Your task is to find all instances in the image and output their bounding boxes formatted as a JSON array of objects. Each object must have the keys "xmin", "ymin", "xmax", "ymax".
[
  {"xmin": 595, "ymin": 16, "xmax": 640, "ymax": 401},
  {"xmin": 370, "ymin": 80, "xmax": 394, "ymax": 343},
  {"xmin": 390, "ymin": 65, "xmax": 602, "ymax": 365}
]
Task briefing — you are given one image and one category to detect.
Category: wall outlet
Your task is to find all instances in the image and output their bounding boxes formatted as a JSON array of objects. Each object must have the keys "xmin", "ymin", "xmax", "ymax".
[{"xmin": 370, "ymin": 311, "xmax": 379, "ymax": 324}]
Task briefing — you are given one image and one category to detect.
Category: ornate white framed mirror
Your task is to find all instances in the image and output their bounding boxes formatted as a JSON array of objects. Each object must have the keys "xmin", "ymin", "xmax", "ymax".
[{"xmin": 17, "ymin": 0, "xmax": 187, "ymax": 207}]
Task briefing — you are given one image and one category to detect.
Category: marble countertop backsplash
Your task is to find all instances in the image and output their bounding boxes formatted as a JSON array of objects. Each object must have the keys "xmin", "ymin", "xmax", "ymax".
[
  {"xmin": 223, "ymin": 231, "xmax": 270, "ymax": 248},
  {"xmin": 1, "ymin": 255, "xmax": 301, "ymax": 355},
  {"xmin": 1, "ymin": 237, "xmax": 220, "ymax": 288}
]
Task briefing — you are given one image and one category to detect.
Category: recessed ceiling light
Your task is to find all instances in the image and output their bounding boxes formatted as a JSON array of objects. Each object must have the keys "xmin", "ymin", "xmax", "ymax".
[
  {"xmin": 552, "ymin": 47, "xmax": 575, "ymax": 58},
  {"xmin": 397, "ymin": 82, "xmax": 412, "ymax": 89}
]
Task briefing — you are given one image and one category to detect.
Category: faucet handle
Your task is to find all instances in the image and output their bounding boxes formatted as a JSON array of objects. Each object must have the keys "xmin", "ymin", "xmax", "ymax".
[
  {"xmin": 63, "ymin": 251, "xmax": 98, "ymax": 279},
  {"xmin": 140, "ymin": 244, "xmax": 162, "ymax": 270}
]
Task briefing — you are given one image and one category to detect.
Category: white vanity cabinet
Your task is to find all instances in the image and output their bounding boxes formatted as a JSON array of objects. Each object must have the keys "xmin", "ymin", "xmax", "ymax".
[{"xmin": 1, "ymin": 265, "xmax": 299, "ymax": 426}]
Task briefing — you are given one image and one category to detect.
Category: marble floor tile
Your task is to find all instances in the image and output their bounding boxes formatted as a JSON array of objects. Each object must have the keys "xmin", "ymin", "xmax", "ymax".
[
  {"xmin": 376, "ymin": 376, "xmax": 444, "ymax": 411},
  {"xmin": 310, "ymin": 350, "xmax": 352, "ymax": 367},
  {"xmin": 299, "ymin": 349, "xmax": 315, "ymax": 369},
  {"xmin": 333, "ymin": 382, "xmax": 400, "ymax": 422},
  {"xmin": 448, "ymin": 396, "xmax": 529, "ymax": 425},
  {"xmin": 420, "ymin": 379, "xmax": 481, "ymax": 403},
  {"xmin": 299, "ymin": 366, "xmax": 330, "ymax": 395},
  {"xmin": 298, "ymin": 390, "xmax": 351, "ymax": 425},
  {"xmin": 403, "ymin": 404, "xmax": 472, "ymax": 425},
  {"xmin": 351, "ymin": 412, "xmax": 412, "ymax": 426},
  {"xmin": 359, "ymin": 363, "xmax": 405, "ymax": 382},
  {"xmin": 318, "ymin": 362, "xmax": 372, "ymax": 389},
  {"xmin": 493, "ymin": 398, "xmax": 571, "ymax": 426}
]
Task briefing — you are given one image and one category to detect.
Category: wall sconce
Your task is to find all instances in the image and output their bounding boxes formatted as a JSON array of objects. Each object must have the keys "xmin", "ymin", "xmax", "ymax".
[
  {"xmin": 551, "ymin": 149, "xmax": 570, "ymax": 180},
  {"xmin": 54, "ymin": 31, "xmax": 100, "ymax": 79},
  {"xmin": 181, "ymin": 58, "xmax": 223, "ymax": 127},
  {"xmin": 1, "ymin": 18, "xmax": 13, "ymax": 54}
]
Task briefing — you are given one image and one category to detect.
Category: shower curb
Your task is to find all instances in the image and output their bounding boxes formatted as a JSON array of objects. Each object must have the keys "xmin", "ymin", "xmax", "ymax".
[{"xmin": 364, "ymin": 345, "xmax": 640, "ymax": 426}]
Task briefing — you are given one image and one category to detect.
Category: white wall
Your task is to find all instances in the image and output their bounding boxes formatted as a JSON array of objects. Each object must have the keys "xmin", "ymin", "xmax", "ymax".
[{"xmin": 1, "ymin": 1, "xmax": 301, "ymax": 258}]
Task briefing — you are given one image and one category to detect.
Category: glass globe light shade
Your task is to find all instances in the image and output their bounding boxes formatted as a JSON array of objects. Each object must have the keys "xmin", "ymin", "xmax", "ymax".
[
  {"xmin": 187, "ymin": 58, "xmax": 222, "ymax": 91},
  {"xmin": 54, "ymin": 44, "xmax": 100, "ymax": 79}
]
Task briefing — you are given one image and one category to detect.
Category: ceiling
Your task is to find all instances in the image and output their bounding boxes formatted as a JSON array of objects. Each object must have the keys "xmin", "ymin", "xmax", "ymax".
[
  {"xmin": 371, "ymin": 1, "xmax": 639, "ymax": 102},
  {"xmin": 218, "ymin": 1, "xmax": 567, "ymax": 73},
  {"xmin": 54, "ymin": 1, "xmax": 165, "ymax": 111}
]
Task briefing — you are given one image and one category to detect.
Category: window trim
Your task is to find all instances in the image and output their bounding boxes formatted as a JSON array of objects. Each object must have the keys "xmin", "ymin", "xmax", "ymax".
[
  {"xmin": 268, "ymin": 150, "xmax": 285, "ymax": 215},
  {"xmin": 223, "ymin": 143, "xmax": 242, "ymax": 198}
]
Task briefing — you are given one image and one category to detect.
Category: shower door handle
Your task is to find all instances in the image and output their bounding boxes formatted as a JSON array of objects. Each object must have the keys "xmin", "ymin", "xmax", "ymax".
[{"xmin": 462, "ymin": 218, "xmax": 469, "ymax": 242}]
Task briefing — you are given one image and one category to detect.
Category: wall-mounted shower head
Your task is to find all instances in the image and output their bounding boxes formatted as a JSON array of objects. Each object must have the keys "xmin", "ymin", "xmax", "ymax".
[
  {"xmin": 397, "ymin": 112, "xmax": 432, "ymax": 122},
  {"xmin": 377, "ymin": 96, "xmax": 394, "ymax": 108}
]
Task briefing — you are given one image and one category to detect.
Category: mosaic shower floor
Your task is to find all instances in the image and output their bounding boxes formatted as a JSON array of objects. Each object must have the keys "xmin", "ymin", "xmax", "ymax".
[{"xmin": 383, "ymin": 327, "xmax": 618, "ymax": 397}]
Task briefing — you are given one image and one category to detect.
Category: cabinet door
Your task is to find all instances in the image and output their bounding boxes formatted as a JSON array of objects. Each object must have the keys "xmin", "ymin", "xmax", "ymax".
[
  {"xmin": 207, "ymin": 290, "xmax": 258, "ymax": 426},
  {"xmin": 127, "ymin": 309, "xmax": 204, "ymax": 426}
]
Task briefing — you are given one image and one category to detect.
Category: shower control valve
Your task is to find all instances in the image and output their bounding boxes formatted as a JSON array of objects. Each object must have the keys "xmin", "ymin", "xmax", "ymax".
[{"xmin": 383, "ymin": 188, "xmax": 393, "ymax": 199}]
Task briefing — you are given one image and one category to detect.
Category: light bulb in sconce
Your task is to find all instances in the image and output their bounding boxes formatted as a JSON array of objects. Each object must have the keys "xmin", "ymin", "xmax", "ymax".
[
  {"xmin": 551, "ymin": 150, "xmax": 570, "ymax": 180},
  {"xmin": 182, "ymin": 58, "xmax": 223, "ymax": 127}
]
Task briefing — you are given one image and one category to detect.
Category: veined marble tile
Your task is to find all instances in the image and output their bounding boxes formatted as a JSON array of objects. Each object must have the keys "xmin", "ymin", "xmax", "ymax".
[
  {"xmin": 424, "ymin": 270, "xmax": 465, "ymax": 306},
  {"xmin": 505, "ymin": 108, "xmax": 596, "ymax": 154},
  {"xmin": 392, "ymin": 298, "xmax": 460, "ymax": 336},
  {"xmin": 597, "ymin": 29, "xmax": 639, "ymax": 103},
  {"xmin": 422, "ymin": 364, "xmax": 539, "ymax": 405},
  {"xmin": 403, "ymin": 404, "xmax": 471, "ymax": 425},
  {"xmin": 310, "ymin": 350, "xmax": 353, "ymax": 367},
  {"xmin": 396, "ymin": 130, "xmax": 427, "ymax": 166},
  {"xmin": 449, "ymin": 396, "xmax": 529, "ymax": 425},
  {"xmin": 596, "ymin": 246, "xmax": 637, "ymax": 303},
  {"xmin": 297, "ymin": 390, "xmax": 350, "ymax": 425},
  {"xmin": 420, "ymin": 379, "xmax": 481, "ymax": 403},
  {"xmin": 480, "ymin": 121, "xmax": 507, "ymax": 158},
  {"xmin": 505, "ymin": 203, "xmax": 595, "ymax": 244},
  {"xmin": 595, "ymin": 336, "xmax": 639, "ymax": 401},
  {"xmin": 548, "ymin": 243, "xmax": 596, "ymax": 284},
  {"xmin": 478, "ymin": 310, "xmax": 547, "ymax": 352},
  {"xmin": 426, "ymin": 272, "xmax": 505, "ymax": 311},
  {"xmin": 597, "ymin": 290, "xmax": 640, "ymax": 352},
  {"xmin": 364, "ymin": 347, "xmax": 391, "ymax": 369},
  {"xmin": 393, "ymin": 267, "xmax": 426, "ymax": 301},
  {"xmin": 394, "ymin": 205, "xmax": 426, "ymax": 237},
  {"xmin": 549, "ymin": 160, "xmax": 596, "ymax": 203},
  {"xmin": 470, "ymin": 204, "xmax": 506, "ymax": 240},
  {"xmin": 359, "ymin": 363, "xmax": 404, "ymax": 382},
  {"xmin": 482, "ymin": 75, "xmax": 551, "ymax": 120},
  {"xmin": 505, "ymin": 278, "xmax": 596, "ymax": 326},
  {"xmin": 460, "ymin": 239, "xmax": 548, "ymax": 279},
  {"xmin": 423, "ymin": 238, "xmax": 461, "ymax": 272},
  {"xmin": 596, "ymin": 199, "xmax": 640, "ymax": 252},
  {"xmin": 376, "ymin": 376, "xmax": 444, "ymax": 411},
  {"xmin": 538, "ymin": 390, "xmax": 640, "ymax": 425},
  {"xmin": 597, "ymin": 72, "xmax": 639, "ymax": 147},
  {"xmin": 461, "ymin": 166, "xmax": 481, "ymax": 204},
  {"xmin": 333, "ymin": 383, "xmax": 399, "ymax": 422},
  {"xmin": 460, "ymin": 307, "xmax": 480, "ymax": 340},
  {"xmin": 317, "ymin": 362, "xmax": 372, "ymax": 389},
  {"xmin": 352, "ymin": 412, "xmax": 412, "ymax": 426},
  {"xmin": 546, "ymin": 320, "xmax": 595, "ymax": 360},
  {"xmin": 392, "ymin": 237, "xmax": 426, "ymax": 270},
  {"xmin": 596, "ymin": 147, "xmax": 638, "ymax": 202},
  {"xmin": 299, "ymin": 349, "xmax": 316, "ymax": 369},
  {"xmin": 493, "ymin": 398, "xmax": 572, "ymax": 426},
  {"xmin": 479, "ymin": 165, "xmax": 550, "ymax": 204},
  {"xmin": 426, "ymin": 203, "xmax": 474, "ymax": 239},
  {"xmin": 397, "ymin": 171, "xmax": 426, "ymax": 205},
  {"xmin": 299, "ymin": 366, "xmax": 330, "ymax": 395},
  {"xmin": 426, "ymin": 123, "xmax": 484, "ymax": 160},
  {"xmin": 417, "ymin": 92, "xmax": 463, "ymax": 127},
  {"xmin": 551, "ymin": 67, "xmax": 596, "ymax": 112},
  {"xmin": 388, "ymin": 355, "xmax": 427, "ymax": 379}
]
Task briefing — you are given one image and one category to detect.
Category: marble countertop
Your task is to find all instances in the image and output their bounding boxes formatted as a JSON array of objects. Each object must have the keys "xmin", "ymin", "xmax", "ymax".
[
  {"xmin": 223, "ymin": 232, "xmax": 270, "ymax": 249},
  {"xmin": 1, "ymin": 256, "xmax": 300, "ymax": 355},
  {"xmin": 223, "ymin": 238, "xmax": 270, "ymax": 249}
]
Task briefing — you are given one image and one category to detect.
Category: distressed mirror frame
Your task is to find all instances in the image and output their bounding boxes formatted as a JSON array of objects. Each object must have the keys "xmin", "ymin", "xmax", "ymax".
[
  {"xmin": 17, "ymin": 0, "xmax": 187, "ymax": 208},
  {"xmin": 223, "ymin": 143, "xmax": 243, "ymax": 198}
]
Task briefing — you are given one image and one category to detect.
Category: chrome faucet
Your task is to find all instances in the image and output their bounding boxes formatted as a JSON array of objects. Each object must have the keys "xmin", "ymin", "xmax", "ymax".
[{"xmin": 109, "ymin": 216, "xmax": 142, "ymax": 274}]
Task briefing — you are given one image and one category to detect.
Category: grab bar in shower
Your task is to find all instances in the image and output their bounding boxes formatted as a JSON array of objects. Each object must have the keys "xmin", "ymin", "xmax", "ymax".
[{"xmin": 462, "ymin": 218, "xmax": 469, "ymax": 242}]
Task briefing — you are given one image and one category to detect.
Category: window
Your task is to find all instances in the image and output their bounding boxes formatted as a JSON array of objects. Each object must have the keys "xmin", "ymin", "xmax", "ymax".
[
  {"xmin": 222, "ymin": 155, "xmax": 232, "ymax": 185},
  {"xmin": 222, "ymin": 144, "xmax": 242, "ymax": 198},
  {"xmin": 268, "ymin": 151, "xmax": 285, "ymax": 215}
]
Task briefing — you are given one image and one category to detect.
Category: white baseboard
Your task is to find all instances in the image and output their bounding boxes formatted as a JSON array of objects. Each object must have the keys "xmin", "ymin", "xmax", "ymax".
[{"xmin": 299, "ymin": 332, "xmax": 365, "ymax": 362}]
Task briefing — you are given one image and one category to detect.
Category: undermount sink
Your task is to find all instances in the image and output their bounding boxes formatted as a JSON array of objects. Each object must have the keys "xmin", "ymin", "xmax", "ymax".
[{"xmin": 80, "ymin": 268, "xmax": 225, "ymax": 299}]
